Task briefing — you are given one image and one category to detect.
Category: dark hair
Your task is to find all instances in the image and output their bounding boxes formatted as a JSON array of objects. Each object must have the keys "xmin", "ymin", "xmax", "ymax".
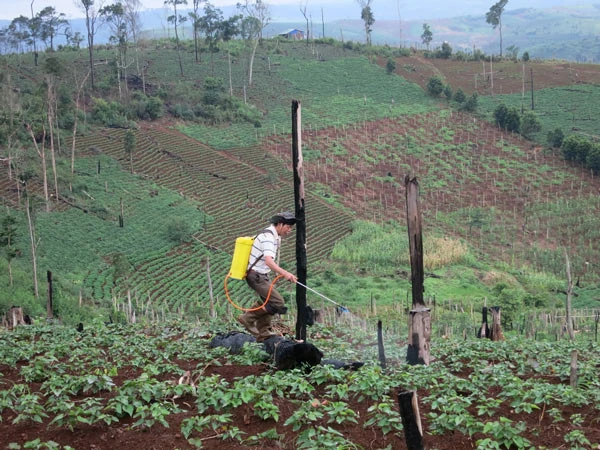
[{"xmin": 269, "ymin": 211, "xmax": 296, "ymax": 225}]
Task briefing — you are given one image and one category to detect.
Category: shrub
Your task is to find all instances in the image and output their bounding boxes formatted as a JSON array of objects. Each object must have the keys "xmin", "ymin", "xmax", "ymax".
[
  {"xmin": 426, "ymin": 76, "xmax": 444, "ymax": 97},
  {"xmin": 562, "ymin": 135, "xmax": 592, "ymax": 164},
  {"xmin": 438, "ymin": 41, "xmax": 452, "ymax": 59},
  {"xmin": 461, "ymin": 93, "xmax": 478, "ymax": 112},
  {"xmin": 520, "ymin": 111, "xmax": 542, "ymax": 139},
  {"xmin": 166, "ymin": 218, "xmax": 192, "ymax": 243},
  {"xmin": 385, "ymin": 57, "xmax": 396, "ymax": 75},
  {"xmin": 585, "ymin": 143, "xmax": 600, "ymax": 174},
  {"xmin": 443, "ymin": 85, "xmax": 453, "ymax": 102},
  {"xmin": 547, "ymin": 128, "xmax": 564, "ymax": 148},
  {"xmin": 454, "ymin": 88, "xmax": 466, "ymax": 104}
]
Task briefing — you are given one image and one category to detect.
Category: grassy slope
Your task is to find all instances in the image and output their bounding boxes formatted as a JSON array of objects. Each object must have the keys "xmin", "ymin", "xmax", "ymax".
[{"xmin": 1, "ymin": 40, "xmax": 600, "ymax": 327}]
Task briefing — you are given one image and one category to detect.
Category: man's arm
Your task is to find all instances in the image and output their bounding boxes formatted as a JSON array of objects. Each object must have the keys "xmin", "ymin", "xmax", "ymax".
[{"xmin": 264, "ymin": 256, "xmax": 297, "ymax": 283}]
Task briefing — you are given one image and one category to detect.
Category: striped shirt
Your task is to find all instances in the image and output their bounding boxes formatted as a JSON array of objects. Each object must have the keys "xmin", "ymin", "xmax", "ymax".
[{"xmin": 248, "ymin": 225, "xmax": 280, "ymax": 274}]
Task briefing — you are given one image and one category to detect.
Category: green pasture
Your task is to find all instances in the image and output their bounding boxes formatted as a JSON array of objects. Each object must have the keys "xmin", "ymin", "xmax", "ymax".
[{"xmin": 180, "ymin": 55, "xmax": 436, "ymax": 149}]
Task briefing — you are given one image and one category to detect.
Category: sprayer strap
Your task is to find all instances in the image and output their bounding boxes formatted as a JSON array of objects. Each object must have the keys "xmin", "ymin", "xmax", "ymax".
[{"xmin": 246, "ymin": 228, "xmax": 274, "ymax": 274}]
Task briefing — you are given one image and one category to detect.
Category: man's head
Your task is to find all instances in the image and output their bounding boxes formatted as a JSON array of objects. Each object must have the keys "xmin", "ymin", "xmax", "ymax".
[{"xmin": 269, "ymin": 211, "xmax": 296, "ymax": 237}]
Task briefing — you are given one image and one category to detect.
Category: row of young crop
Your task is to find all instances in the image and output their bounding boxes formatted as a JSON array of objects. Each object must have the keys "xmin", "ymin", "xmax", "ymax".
[
  {"xmin": 67, "ymin": 123, "xmax": 354, "ymax": 310},
  {"xmin": 1, "ymin": 322, "xmax": 599, "ymax": 449},
  {"xmin": 264, "ymin": 108, "xmax": 600, "ymax": 278}
]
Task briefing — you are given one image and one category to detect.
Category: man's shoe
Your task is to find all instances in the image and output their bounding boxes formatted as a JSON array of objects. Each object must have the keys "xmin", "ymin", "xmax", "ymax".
[
  {"xmin": 256, "ymin": 332, "xmax": 280, "ymax": 343},
  {"xmin": 237, "ymin": 314, "xmax": 259, "ymax": 336}
]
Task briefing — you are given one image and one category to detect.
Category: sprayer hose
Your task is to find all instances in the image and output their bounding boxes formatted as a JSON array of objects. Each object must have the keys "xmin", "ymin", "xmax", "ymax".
[{"xmin": 223, "ymin": 273, "xmax": 283, "ymax": 311}]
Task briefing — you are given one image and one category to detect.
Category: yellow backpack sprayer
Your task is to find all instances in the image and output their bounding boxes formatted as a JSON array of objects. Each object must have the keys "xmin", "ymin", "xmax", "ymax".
[
  {"xmin": 224, "ymin": 223, "xmax": 349, "ymax": 313},
  {"xmin": 224, "ymin": 230, "xmax": 283, "ymax": 311}
]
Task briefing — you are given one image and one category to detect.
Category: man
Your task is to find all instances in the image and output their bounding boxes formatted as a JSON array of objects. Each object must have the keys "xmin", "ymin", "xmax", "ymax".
[{"xmin": 237, "ymin": 211, "xmax": 298, "ymax": 341}]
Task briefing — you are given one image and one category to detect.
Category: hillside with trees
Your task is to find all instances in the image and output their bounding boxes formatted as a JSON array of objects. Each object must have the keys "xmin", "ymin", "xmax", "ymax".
[{"xmin": 1, "ymin": 2, "xmax": 600, "ymax": 448}]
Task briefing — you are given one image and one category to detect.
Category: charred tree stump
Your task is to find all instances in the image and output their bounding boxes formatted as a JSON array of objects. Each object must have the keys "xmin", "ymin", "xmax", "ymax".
[
  {"xmin": 477, "ymin": 306, "xmax": 490, "ymax": 338},
  {"xmin": 407, "ymin": 307, "xmax": 431, "ymax": 365},
  {"xmin": 47, "ymin": 270, "xmax": 54, "ymax": 320},
  {"xmin": 489, "ymin": 306, "xmax": 504, "ymax": 341},
  {"xmin": 292, "ymin": 100, "xmax": 308, "ymax": 342},
  {"xmin": 377, "ymin": 320, "xmax": 386, "ymax": 369},
  {"xmin": 397, "ymin": 390, "xmax": 424, "ymax": 450},
  {"xmin": 405, "ymin": 176, "xmax": 430, "ymax": 365}
]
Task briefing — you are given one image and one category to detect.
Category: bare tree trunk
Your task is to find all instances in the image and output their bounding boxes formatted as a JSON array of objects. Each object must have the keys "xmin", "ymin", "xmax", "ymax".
[
  {"xmin": 26, "ymin": 125, "xmax": 49, "ymax": 211},
  {"xmin": 25, "ymin": 194, "xmax": 39, "ymax": 298},
  {"xmin": 71, "ymin": 71, "xmax": 90, "ymax": 176},
  {"xmin": 248, "ymin": 39, "xmax": 259, "ymax": 87},
  {"xmin": 47, "ymin": 76, "xmax": 59, "ymax": 202}
]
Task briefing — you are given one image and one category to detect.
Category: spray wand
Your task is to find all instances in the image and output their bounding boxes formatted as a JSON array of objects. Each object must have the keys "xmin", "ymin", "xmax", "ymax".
[{"xmin": 295, "ymin": 281, "xmax": 349, "ymax": 312}]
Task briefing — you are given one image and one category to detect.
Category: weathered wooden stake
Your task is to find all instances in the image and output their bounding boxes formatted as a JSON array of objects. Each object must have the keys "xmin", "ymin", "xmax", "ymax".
[{"xmin": 570, "ymin": 349, "xmax": 578, "ymax": 388}]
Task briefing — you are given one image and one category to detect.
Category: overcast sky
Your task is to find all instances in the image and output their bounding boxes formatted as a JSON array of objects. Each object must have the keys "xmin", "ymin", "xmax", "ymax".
[
  {"xmin": 0, "ymin": 0, "xmax": 263, "ymax": 20},
  {"xmin": 0, "ymin": 0, "xmax": 586, "ymax": 22}
]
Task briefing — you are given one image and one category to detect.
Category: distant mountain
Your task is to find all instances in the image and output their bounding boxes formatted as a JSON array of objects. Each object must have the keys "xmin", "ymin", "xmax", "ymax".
[{"xmin": 1, "ymin": 1, "xmax": 598, "ymax": 62}]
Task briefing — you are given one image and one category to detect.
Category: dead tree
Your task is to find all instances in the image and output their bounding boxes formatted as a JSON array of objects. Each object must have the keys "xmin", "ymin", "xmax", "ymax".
[{"xmin": 405, "ymin": 176, "xmax": 431, "ymax": 365}]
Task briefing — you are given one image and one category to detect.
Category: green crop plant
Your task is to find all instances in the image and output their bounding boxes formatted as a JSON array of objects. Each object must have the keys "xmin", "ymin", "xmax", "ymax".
[
  {"xmin": 364, "ymin": 399, "xmax": 404, "ymax": 435},
  {"xmin": 477, "ymin": 418, "xmax": 533, "ymax": 450},
  {"xmin": 7, "ymin": 440, "xmax": 75, "ymax": 450},
  {"xmin": 284, "ymin": 400, "xmax": 326, "ymax": 431},
  {"xmin": 295, "ymin": 426, "xmax": 362, "ymax": 449}
]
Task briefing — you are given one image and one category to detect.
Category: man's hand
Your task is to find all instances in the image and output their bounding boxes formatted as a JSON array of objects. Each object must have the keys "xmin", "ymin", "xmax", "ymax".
[{"xmin": 282, "ymin": 271, "xmax": 297, "ymax": 283}]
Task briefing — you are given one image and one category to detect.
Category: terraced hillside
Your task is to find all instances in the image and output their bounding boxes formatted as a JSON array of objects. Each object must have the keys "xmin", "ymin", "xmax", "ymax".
[{"xmin": 63, "ymin": 125, "xmax": 353, "ymax": 311}]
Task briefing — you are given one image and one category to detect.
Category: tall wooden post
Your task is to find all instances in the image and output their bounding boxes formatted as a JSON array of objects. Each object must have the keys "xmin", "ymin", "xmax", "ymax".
[
  {"xmin": 292, "ymin": 100, "xmax": 308, "ymax": 342},
  {"xmin": 405, "ymin": 176, "xmax": 430, "ymax": 365}
]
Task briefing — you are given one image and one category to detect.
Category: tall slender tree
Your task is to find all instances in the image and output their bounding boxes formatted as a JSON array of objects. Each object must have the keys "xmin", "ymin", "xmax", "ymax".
[
  {"xmin": 100, "ymin": 2, "xmax": 130, "ymax": 98},
  {"xmin": 421, "ymin": 23, "xmax": 432, "ymax": 49},
  {"xmin": 189, "ymin": 0, "xmax": 205, "ymax": 63},
  {"xmin": 78, "ymin": 0, "xmax": 104, "ymax": 89},
  {"xmin": 486, "ymin": 0, "xmax": 508, "ymax": 57},
  {"xmin": 38, "ymin": 6, "xmax": 69, "ymax": 51},
  {"xmin": 357, "ymin": 0, "xmax": 374, "ymax": 46},
  {"xmin": 238, "ymin": 0, "xmax": 270, "ymax": 87},
  {"xmin": 165, "ymin": 0, "xmax": 188, "ymax": 77},
  {"xmin": 300, "ymin": 0, "xmax": 309, "ymax": 45}
]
